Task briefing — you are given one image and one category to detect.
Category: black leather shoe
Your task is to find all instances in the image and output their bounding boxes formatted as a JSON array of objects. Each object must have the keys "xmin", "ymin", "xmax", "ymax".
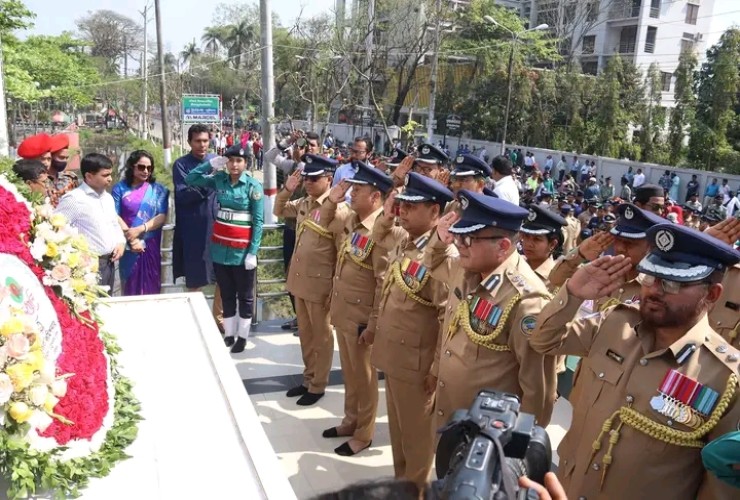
[
  {"xmin": 322, "ymin": 427, "xmax": 339, "ymax": 438},
  {"xmin": 230, "ymin": 337, "xmax": 247, "ymax": 354},
  {"xmin": 224, "ymin": 336, "xmax": 236, "ymax": 347},
  {"xmin": 334, "ymin": 441, "xmax": 372, "ymax": 456},
  {"xmin": 281, "ymin": 318, "xmax": 298, "ymax": 330},
  {"xmin": 296, "ymin": 392, "xmax": 324, "ymax": 406},
  {"xmin": 286, "ymin": 385, "xmax": 308, "ymax": 397}
]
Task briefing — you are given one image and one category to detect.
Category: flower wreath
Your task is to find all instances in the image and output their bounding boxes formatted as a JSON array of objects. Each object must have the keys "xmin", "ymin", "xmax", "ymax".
[{"xmin": 0, "ymin": 174, "xmax": 141, "ymax": 499}]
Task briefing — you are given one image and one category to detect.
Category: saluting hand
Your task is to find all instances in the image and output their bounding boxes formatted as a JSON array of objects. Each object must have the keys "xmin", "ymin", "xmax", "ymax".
[
  {"xmin": 328, "ymin": 180, "xmax": 351, "ymax": 204},
  {"xmin": 392, "ymin": 156, "xmax": 414, "ymax": 186},
  {"xmin": 284, "ymin": 170, "xmax": 302, "ymax": 193},
  {"xmin": 383, "ymin": 189, "xmax": 398, "ymax": 222},
  {"xmin": 436, "ymin": 169, "xmax": 451, "ymax": 188},
  {"xmin": 577, "ymin": 231, "xmax": 615, "ymax": 261},
  {"xmin": 705, "ymin": 217, "xmax": 740, "ymax": 246},
  {"xmin": 566, "ymin": 255, "xmax": 632, "ymax": 300},
  {"xmin": 437, "ymin": 211, "xmax": 460, "ymax": 245}
]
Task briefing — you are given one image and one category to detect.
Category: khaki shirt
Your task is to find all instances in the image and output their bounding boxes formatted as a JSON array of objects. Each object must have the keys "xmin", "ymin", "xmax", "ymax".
[
  {"xmin": 274, "ymin": 188, "xmax": 350, "ymax": 302},
  {"xmin": 371, "ymin": 230, "xmax": 454, "ymax": 384},
  {"xmin": 425, "ymin": 240, "xmax": 557, "ymax": 427},
  {"xmin": 710, "ymin": 264, "xmax": 740, "ymax": 348},
  {"xmin": 323, "ymin": 202, "xmax": 390, "ymax": 335},
  {"xmin": 531, "ymin": 286, "xmax": 740, "ymax": 500},
  {"xmin": 534, "ymin": 256, "xmax": 558, "ymax": 292},
  {"xmin": 549, "ymin": 249, "xmax": 642, "ymax": 312}
]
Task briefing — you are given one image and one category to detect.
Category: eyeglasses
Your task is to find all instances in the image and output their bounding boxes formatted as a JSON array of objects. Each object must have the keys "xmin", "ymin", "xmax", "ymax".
[
  {"xmin": 351, "ymin": 148, "xmax": 367, "ymax": 154},
  {"xmin": 636, "ymin": 273, "xmax": 708, "ymax": 295},
  {"xmin": 453, "ymin": 234, "xmax": 505, "ymax": 248},
  {"xmin": 135, "ymin": 164, "xmax": 153, "ymax": 172}
]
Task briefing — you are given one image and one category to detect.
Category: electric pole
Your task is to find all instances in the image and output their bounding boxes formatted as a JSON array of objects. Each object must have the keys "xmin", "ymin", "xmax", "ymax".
[
  {"xmin": 260, "ymin": 0, "xmax": 276, "ymax": 223},
  {"xmin": 426, "ymin": 0, "xmax": 442, "ymax": 142},
  {"xmin": 0, "ymin": 35, "xmax": 10, "ymax": 157},
  {"xmin": 154, "ymin": 0, "xmax": 171, "ymax": 168},
  {"xmin": 140, "ymin": 3, "xmax": 150, "ymax": 140}
]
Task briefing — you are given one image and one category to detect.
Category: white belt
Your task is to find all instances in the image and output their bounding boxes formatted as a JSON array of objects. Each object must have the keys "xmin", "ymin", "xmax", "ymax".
[{"xmin": 217, "ymin": 209, "xmax": 252, "ymax": 222}]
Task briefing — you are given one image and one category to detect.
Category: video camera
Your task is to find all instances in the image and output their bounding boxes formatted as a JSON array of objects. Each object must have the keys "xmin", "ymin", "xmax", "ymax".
[{"xmin": 429, "ymin": 390, "xmax": 551, "ymax": 500}]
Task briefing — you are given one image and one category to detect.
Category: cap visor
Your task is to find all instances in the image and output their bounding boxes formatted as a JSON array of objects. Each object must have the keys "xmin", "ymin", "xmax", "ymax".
[
  {"xmin": 636, "ymin": 253, "xmax": 714, "ymax": 283},
  {"xmin": 610, "ymin": 227, "xmax": 646, "ymax": 239},
  {"xmin": 302, "ymin": 170, "xmax": 326, "ymax": 177},
  {"xmin": 346, "ymin": 178, "xmax": 369, "ymax": 185},
  {"xmin": 395, "ymin": 193, "xmax": 428, "ymax": 203},
  {"xmin": 415, "ymin": 158, "xmax": 439, "ymax": 164},
  {"xmin": 520, "ymin": 226, "xmax": 555, "ymax": 235},
  {"xmin": 449, "ymin": 221, "xmax": 487, "ymax": 234},
  {"xmin": 450, "ymin": 169, "xmax": 477, "ymax": 177}
]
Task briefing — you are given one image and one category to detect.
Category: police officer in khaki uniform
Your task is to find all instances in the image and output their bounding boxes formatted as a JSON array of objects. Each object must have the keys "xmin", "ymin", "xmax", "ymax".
[
  {"xmin": 371, "ymin": 172, "xmax": 456, "ymax": 489},
  {"xmin": 317, "ymin": 162, "xmax": 394, "ymax": 456},
  {"xmin": 520, "ymin": 204, "xmax": 567, "ymax": 291},
  {"xmin": 444, "ymin": 154, "xmax": 491, "ymax": 215},
  {"xmin": 561, "ymin": 204, "xmax": 580, "ymax": 254},
  {"xmin": 274, "ymin": 154, "xmax": 350, "ymax": 406},
  {"xmin": 425, "ymin": 192, "xmax": 557, "ymax": 433},
  {"xmin": 705, "ymin": 217, "xmax": 740, "ymax": 348},
  {"xmin": 550, "ymin": 203, "xmax": 665, "ymax": 313},
  {"xmin": 531, "ymin": 223, "xmax": 740, "ymax": 499}
]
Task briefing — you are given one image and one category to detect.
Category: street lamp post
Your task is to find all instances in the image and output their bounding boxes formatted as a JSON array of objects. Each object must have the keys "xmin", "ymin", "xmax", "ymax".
[{"xmin": 483, "ymin": 16, "xmax": 548, "ymax": 155}]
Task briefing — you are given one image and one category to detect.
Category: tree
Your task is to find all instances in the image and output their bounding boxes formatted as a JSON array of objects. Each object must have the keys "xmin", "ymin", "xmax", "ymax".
[
  {"xmin": 222, "ymin": 19, "xmax": 257, "ymax": 69},
  {"xmin": 593, "ymin": 55, "xmax": 627, "ymax": 158},
  {"xmin": 668, "ymin": 50, "xmax": 697, "ymax": 165},
  {"xmin": 76, "ymin": 10, "xmax": 143, "ymax": 75},
  {"xmin": 0, "ymin": 0, "xmax": 34, "ymax": 35},
  {"xmin": 180, "ymin": 41, "xmax": 201, "ymax": 69},
  {"xmin": 638, "ymin": 63, "xmax": 666, "ymax": 163},
  {"xmin": 202, "ymin": 26, "xmax": 227, "ymax": 56}
]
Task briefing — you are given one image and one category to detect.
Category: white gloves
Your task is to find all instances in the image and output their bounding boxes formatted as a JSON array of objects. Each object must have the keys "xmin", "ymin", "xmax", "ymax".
[
  {"xmin": 210, "ymin": 156, "xmax": 228, "ymax": 170},
  {"xmin": 244, "ymin": 254, "xmax": 257, "ymax": 270}
]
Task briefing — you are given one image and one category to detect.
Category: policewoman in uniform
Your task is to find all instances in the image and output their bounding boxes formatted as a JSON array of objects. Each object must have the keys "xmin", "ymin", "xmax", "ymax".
[
  {"xmin": 185, "ymin": 145, "xmax": 264, "ymax": 354},
  {"xmin": 550, "ymin": 203, "xmax": 664, "ymax": 312},
  {"xmin": 531, "ymin": 224, "xmax": 740, "ymax": 499},
  {"xmin": 426, "ymin": 192, "xmax": 557, "ymax": 434},
  {"xmin": 371, "ymin": 172, "xmax": 455, "ymax": 489},
  {"xmin": 520, "ymin": 204, "xmax": 567, "ymax": 291},
  {"xmin": 445, "ymin": 154, "xmax": 491, "ymax": 215},
  {"xmin": 318, "ymin": 163, "xmax": 394, "ymax": 456},
  {"xmin": 274, "ymin": 154, "xmax": 350, "ymax": 405}
]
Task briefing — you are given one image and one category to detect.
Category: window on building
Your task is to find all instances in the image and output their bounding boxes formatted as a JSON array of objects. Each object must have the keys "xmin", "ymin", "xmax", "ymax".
[
  {"xmin": 681, "ymin": 38, "xmax": 695, "ymax": 54},
  {"xmin": 564, "ymin": 4, "xmax": 576, "ymax": 25},
  {"xmin": 661, "ymin": 72, "xmax": 672, "ymax": 92},
  {"xmin": 619, "ymin": 26, "xmax": 638, "ymax": 54},
  {"xmin": 650, "ymin": 0, "xmax": 661, "ymax": 18},
  {"xmin": 587, "ymin": 2, "xmax": 599, "ymax": 22},
  {"xmin": 645, "ymin": 27, "xmax": 657, "ymax": 53},
  {"xmin": 582, "ymin": 35, "xmax": 596, "ymax": 54},
  {"xmin": 582, "ymin": 61, "xmax": 599, "ymax": 75},
  {"xmin": 686, "ymin": 4, "xmax": 699, "ymax": 25}
]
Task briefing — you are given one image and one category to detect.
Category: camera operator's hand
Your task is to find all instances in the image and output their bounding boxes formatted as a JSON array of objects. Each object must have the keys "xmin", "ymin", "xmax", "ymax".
[
  {"xmin": 519, "ymin": 472, "xmax": 568, "ymax": 500},
  {"xmin": 423, "ymin": 373, "xmax": 437, "ymax": 396},
  {"xmin": 292, "ymin": 145, "xmax": 305, "ymax": 163},
  {"xmin": 566, "ymin": 255, "xmax": 632, "ymax": 300}
]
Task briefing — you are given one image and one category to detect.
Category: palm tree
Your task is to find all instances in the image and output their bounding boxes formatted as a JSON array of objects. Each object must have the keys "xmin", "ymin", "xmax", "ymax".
[
  {"xmin": 180, "ymin": 41, "xmax": 201, "ymax": 69},
  {"xmin": 223, "ymin": 20, "xmax": 257, "ymax": 69},
  {"xmin": 202, "ymin": 26, "xmax": 227, "ymax": 56}
]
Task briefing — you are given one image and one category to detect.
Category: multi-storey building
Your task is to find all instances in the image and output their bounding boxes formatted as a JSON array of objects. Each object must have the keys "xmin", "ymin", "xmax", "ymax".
[{"xmin": 529, "ymin": 0, "xmax": 715, "ymax": 105}]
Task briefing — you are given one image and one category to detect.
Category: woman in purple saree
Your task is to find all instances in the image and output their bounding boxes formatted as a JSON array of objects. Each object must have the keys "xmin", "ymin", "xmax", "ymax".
[{"xmin": 112, "ymin": 150, "xmax": 170, "ymax": 295}]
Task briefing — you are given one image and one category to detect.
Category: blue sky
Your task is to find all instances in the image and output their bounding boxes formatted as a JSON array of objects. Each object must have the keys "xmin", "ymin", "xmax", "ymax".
[{"xmin": 21, "ymin": 0, "xmax": 740, "ymax": 59}]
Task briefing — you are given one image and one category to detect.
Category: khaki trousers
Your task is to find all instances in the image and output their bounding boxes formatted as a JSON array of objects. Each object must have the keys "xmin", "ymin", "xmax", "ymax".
[
  {"xmin": 295, "ymin": 297, "xmax": 334, "ymax": 393},
  {"xmin": 385, "ymin": 375, "xmax": 435, "ymax": 489},
  {"xmin": 336, "ymin": 329, "xmax": 378, "ymax": 442},
  {"xmin": 213, "ymin": 284, "xmax": 224, "ymax": 328}
]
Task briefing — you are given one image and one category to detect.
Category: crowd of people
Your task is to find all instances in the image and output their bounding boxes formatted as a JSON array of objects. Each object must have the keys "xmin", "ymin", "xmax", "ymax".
[{"xmin": 9, "ymin": 126, "xmax": 740, "ymax": 499}]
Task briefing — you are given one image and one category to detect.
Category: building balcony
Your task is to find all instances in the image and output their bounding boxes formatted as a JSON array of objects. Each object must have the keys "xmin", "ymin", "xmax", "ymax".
[{"xmin": 609, "ymin": 0, "xmax": 642, "ymax": 21}]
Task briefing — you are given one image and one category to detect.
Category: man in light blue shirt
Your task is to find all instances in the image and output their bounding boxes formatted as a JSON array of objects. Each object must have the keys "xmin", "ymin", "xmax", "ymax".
[{"xmin": 332, "ymin": 137, "xmax": 373, "ymax": 202}]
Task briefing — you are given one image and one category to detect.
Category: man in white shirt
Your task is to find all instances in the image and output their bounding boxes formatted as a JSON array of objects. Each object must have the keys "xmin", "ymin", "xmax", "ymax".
[
  {"xmin": 491, "ymin": 156, "xmax": 520, "ymax": 206},
  {"xmin": 55, "ymin": 153, "xmax": 125, "ymax": 292},
  {"xmin": 632, "ymin": 168, "xmax": 646, "ymax": 188}
]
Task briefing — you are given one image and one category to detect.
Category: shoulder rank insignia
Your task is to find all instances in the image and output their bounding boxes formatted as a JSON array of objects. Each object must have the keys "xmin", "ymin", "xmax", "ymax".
[
  {"xmin": 481, "ymin": 274, "xmax": 501, "ymax": 292},
  {"xmin": 414, "ymin": 235, "xmax": 429, "ymax": 250}
]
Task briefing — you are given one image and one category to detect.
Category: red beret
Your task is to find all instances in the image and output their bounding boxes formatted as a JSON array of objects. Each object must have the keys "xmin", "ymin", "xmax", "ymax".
[
  {"xmin": 17, "ymin": 133, "xmax": 52, "ymax": 159},
  {"xmin": 49, "ymin": 134, "xmax": 70, "ymax": 153}
]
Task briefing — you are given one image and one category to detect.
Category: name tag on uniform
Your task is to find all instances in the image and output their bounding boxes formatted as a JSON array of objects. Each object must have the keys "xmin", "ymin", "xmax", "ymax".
[{"xmin": 606, "ymin": 349, "xmax": 624, "ymax": 364}]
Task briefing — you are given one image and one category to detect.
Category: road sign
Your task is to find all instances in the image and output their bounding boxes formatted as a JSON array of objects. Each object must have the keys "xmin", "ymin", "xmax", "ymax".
[
  {"xmin": 446, "ymin": 114, "xmax": 461, "ymax": 131},
  {"xmin": 182, "ymin": 95, "xmax": 221, "ymax": 124}
]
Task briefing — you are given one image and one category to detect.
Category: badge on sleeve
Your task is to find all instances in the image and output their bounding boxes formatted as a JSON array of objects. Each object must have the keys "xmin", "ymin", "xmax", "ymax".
[
  {"xmin": 520, "ymin": 316, "xmax": 537, "ymax": 336},
  {"xmin": 251, "ymin": 189, "xmax": 263, "ymax": 201}
]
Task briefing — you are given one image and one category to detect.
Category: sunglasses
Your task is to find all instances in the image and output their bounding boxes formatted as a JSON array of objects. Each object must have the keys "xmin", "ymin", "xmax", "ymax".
[
  {"xmin": 135, "ymin": 164, "xmax": 153, "ymax": 172},
  {"xmin": 453, "ymin": 234, "xmax": 505, "ymax": 248},
  {"xmin": 636, "ymin": 273, "xmax": 709, "ymax": 295}
]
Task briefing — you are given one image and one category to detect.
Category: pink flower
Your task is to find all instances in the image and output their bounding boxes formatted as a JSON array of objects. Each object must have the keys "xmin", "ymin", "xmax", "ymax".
[
  {"xmin": 6, "ymin": 333, "xmax": 30, "ymax": 359},
  {"xmin": 51, "ymin": 264, "xmax": 72, "ymax": 281}
]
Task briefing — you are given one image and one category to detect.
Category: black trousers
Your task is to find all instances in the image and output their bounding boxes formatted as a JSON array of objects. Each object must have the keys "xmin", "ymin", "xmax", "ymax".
[
  {"xmin": 213, "ymin": 263, "xmax": 255, "ymax": 319},
  {"xmin": 98, "ymin": 255, "xmax": 115, "ymax": 292},
  {"xmin": 283, "ymin": 224, "xmax": 297, "ymax": 314}
]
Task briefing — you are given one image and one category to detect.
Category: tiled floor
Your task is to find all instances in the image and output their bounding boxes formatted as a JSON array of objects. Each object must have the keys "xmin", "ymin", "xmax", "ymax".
[{"xmin": 237, "ymin": 321, "xmax": 573, "ymax": 499}]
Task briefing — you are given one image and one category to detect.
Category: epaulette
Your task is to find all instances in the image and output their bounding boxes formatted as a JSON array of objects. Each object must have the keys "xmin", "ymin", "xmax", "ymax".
[
  {"xmin": 705, "ymin": 333, "xmax": 740, "ymax": 376},
  {"xmin": 505, "ymin": 269, "xmax": 551, "ymax": 300}
]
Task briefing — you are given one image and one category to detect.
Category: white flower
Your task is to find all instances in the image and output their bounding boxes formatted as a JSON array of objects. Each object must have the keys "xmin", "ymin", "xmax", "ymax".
[
  {"xmin": 35, "ymin": 203, "xmax": 53, "ymax": 220},
  {"xmin": 0, "ymin": 373, "xmax": 13, "ymax": 405},
  {"xmin": 28, "ymin": 384, "xmax": 49, "ymax": 406},
  {"xmin": 84, "ymin": 273, "xmax": 98, "ymax": 287},
  {"xmin": 51, "ymin": 379, "xmax": 67, "ymax": 398},
  {"xmin": 29, "ymin": 410, "xmax": 53, "ymax": 432},
  {"xmin": 38, "ymin": 364, "xmax": 56, "ymax": 385},
  {"xmin": 30, "ymin": 238, "xmax": 48, "ymax": 261}
]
